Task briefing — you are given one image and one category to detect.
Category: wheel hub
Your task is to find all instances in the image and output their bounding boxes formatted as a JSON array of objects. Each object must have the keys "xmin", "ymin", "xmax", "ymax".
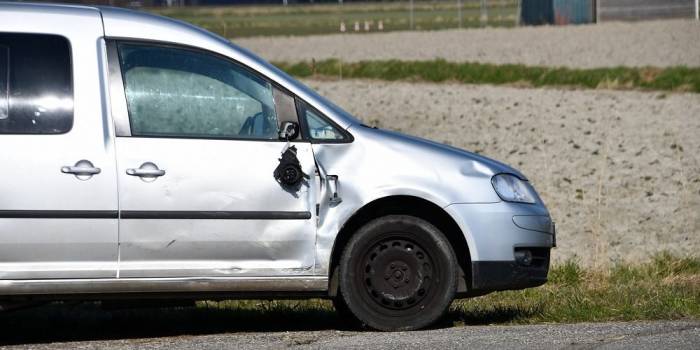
[{"xmin": 385, "ymin": 261, "xmax": 411, "ymax": 289}]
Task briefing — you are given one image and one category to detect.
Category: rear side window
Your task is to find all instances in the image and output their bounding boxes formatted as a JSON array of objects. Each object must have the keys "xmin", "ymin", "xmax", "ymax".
[{"xmin": 0, "ymin": 34, "xmax": 73, "ymax": 134}]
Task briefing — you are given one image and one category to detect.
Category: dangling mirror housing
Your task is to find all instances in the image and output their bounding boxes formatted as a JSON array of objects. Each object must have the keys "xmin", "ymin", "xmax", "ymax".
[{"xmin": 278, "ymin": 121, "xmax": 299, "ymax": 140}]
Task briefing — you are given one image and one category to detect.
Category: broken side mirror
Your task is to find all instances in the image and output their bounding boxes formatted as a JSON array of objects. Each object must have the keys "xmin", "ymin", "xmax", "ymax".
[{"xmin": 278, "ymin": 121, "xmax": 299, "ymax": 141}]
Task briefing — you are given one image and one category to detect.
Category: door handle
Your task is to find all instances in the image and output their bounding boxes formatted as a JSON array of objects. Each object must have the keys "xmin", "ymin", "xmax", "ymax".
[
  {"xmin": 126, "ymin": 168, "xmax": 165, "ymax": 177},
  {"xmin": 61, "ymin": 160, "xmax": 101, "ymax": 180},
  {"xmin": 126, "ymin": 162, "xmax": 165, "ymax": 181}
]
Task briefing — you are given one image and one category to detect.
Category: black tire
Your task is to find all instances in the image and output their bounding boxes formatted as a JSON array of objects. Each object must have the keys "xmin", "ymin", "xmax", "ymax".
[
  {"xmin": 331, "ymin": 293, "xmax": 361, "ymax": 328},
  {"xmin": 338, "ymin": 215, "xmax": 458, "ymax": 331}
]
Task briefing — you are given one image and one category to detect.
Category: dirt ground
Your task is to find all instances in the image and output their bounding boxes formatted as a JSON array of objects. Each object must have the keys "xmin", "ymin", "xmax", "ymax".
[
  {"xmin": 237, "ymin": 19, "xmax": 700, "ymax": 68},
  {"xmin": 303, "ymin": 79, "xmax": 700, "ymax": 266}
]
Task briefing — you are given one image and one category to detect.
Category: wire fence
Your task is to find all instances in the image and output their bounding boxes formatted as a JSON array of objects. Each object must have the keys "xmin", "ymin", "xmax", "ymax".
[
  {"xmin": 597, "ymin": 0, "xmax": 698, "ymax": 22},
  {"xmin": 147, "ymin": 0, "xmax": 521, "ymax": 38}
]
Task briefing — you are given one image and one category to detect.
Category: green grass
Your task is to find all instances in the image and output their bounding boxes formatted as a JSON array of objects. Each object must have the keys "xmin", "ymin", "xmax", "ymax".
[
  {"xmin": 275, "ymin": 59, "xmax": 700, "ymax": 93},
  {"xmin": 0, "ymin": 254, "xmax": 697, "ymax": 344},
  {"xmin": 451, "ymin": 253, "xmax": 700, "ymax": 325},
  {"xmin": 147, "ymin": 1, "xmax": 518, "ymax": 38}
]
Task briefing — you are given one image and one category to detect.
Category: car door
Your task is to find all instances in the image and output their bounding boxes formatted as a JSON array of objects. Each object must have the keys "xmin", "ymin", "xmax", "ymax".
[
  {"xmin": 108, "ymin": 41, "xmax": 319, "ymax": 278},
  {"xmin": 0, "ymin": 10, "xmax": 119, "ymax": 279}
]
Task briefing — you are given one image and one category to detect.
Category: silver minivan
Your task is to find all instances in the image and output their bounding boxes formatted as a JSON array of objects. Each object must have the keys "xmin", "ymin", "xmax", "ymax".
[{"xmin": 0, "ymin": 3, "xmax": 555, "ymax": 331}]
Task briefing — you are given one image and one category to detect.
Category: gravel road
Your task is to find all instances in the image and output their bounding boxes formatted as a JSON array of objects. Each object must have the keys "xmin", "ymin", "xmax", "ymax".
[
  {"xmin": 2, "ymin": 320, "xmax": 697, "ymax": 349},
  {"xmin": 303, "ymin": 79, "xmax": 700, "ymax": 265},
  {"xmin": 237, "ymin": 19, "xmax": 700, "ymax": 68}
]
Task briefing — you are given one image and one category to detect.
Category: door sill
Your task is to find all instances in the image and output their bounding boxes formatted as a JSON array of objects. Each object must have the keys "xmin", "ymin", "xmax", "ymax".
[{"xmin": 0, "ymin": 276, "xmax": 328, "ymax": 296}]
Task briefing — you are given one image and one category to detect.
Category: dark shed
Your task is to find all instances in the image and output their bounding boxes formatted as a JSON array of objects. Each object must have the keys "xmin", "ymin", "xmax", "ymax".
[{"xmin": 521, "ymin": 0, "xmax": 596, "ymax": 25}]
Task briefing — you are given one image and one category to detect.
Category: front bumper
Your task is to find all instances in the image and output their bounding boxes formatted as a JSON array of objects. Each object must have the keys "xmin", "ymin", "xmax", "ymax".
[
  {"xmin": 445, "ymin": 201, "xmax": 555, "ymax": 293},
  {"xmin": 471, "ymin": 247, "xmax": 550, "ymax": 291}
]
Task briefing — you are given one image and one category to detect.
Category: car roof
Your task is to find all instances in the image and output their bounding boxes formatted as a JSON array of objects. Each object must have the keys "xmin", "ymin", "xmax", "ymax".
[{"xmin": 0, "ymin": 1, "xmax": 100, "ymax": 15}]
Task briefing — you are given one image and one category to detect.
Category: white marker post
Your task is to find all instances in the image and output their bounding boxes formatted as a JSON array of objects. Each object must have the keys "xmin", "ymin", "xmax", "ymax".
[{"xmin": 696, "ymin": 0, "xmax": 699, "ymax": 20}]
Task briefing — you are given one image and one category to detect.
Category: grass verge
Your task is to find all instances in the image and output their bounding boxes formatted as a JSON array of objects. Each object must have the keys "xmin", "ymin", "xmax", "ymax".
[
  {"xmin": 148, "ymin": 1, "xmax": 518, "ymax": 38},
  {"xmin": 275, "ymin": 59, "xmax": 700, "ymax": 93},
  {"xmin": 0, "ymin": 254, "xmax": 697, "ymax": 344},
  {"xmin": 451, "ymin": 252, "xmax": 700, "ymax": 325}
]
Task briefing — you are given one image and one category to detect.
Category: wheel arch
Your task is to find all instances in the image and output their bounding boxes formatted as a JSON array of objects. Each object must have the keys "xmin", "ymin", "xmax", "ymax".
[{"xmin": 327, "ymin": 195, "xmax": 472, "ymax": 296}]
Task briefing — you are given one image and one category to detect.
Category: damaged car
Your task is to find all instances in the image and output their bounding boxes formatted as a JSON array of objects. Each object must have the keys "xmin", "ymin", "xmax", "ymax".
[{"xmin": 0, "ymin": 3, "xmax": 555, "ymax": 331}]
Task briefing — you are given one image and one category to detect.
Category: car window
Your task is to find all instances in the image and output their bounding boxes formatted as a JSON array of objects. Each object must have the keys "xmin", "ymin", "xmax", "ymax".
[
  {"xmin": 303, "ymin": 107, "xmax": 345, "ymax": 141},
  {"xmin": 118, "ymin": 43, "xmax": 278, "ymax": 140},
  {"xmin": 0, "ymin": 34, "xmax": 73, "ymax": 134}
]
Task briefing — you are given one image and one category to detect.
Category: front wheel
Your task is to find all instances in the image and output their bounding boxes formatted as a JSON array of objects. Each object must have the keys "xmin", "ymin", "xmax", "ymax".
[{"xmin": 338, "ymin": 215, "xmax": 458, "ymax": 331}]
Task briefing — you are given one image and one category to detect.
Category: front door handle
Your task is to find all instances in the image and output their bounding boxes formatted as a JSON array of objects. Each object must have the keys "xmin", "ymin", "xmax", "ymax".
[
  {"xmin": 126, "ymin": 162, "xmax": 165, "ymax": 182},
  {"xmin": 126, "ymin": 168, "xmax": 165, "ymax": 177},
  {"xmin": 61, "ymin": 160, "xmax": 101, "ymax": 180}
]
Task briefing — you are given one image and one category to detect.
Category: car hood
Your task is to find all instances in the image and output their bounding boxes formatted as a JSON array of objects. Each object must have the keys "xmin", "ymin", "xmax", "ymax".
[{"xmin": 352, "ymin": 125, "xmax": 528, "ymax": 181}]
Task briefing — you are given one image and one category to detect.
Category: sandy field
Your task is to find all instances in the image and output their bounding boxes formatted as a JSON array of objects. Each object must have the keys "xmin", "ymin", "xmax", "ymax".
[
  {"xmin": 237, "ymin": 19, "xmax": 700, "ymax": 68},
  {"xmin": 303, "ymin": 79, "xmax": 700, "ymax": 265}
]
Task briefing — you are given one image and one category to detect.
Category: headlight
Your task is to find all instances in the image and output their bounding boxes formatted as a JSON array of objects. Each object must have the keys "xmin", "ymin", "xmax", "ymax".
[{"xmin": 491, "ymin": 174, "xmax": 537, "ymax": 204}]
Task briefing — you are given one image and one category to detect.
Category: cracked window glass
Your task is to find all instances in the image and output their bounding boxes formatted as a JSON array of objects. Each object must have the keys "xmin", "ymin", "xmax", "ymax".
[{"xmin": 118, "ymin": 43, "xmax": 278, "ymax": 140}]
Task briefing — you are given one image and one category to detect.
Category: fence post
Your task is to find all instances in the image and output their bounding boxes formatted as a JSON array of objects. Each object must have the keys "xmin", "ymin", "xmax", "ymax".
[
  {"xmin": 458, "ymin": 0, "xmax": 463, "ymax": 29},
  {"xmin": 516, "ymin": 0, "xmax": 521, "ymax": 26},
  {"xmin": 480, "ymin": 0, "xmax": 488, "ymax": 27},
  {"xmin": 409, "ymin": 0, "xmax": 415, "ymax": 30},
  {"xmin": 696, "ymin": 0, "xmax": 699, "ymax": 20}
]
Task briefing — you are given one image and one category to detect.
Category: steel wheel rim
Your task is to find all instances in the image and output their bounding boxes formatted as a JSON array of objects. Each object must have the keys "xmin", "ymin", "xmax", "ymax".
[{"xmin": 359, "ymin": 235, "xmax": 435, "ymax": 311}]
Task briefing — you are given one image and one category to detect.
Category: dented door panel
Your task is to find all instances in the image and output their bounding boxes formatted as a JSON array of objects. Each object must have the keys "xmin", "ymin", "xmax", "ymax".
[{"xmin": 115, "ymin": 138, "xmax": 318, "ymax": 278}]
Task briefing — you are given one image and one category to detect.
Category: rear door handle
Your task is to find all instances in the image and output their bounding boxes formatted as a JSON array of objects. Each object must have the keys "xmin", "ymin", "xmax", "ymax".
[{"xmin": 61, "ymin": 160, "xmax": 101, "ymax": 180}]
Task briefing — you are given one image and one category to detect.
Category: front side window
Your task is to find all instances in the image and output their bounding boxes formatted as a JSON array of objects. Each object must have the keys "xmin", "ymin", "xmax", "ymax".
[
  {"xmin": 302, "ymin": 105, "xmax": 346, "ymax": 141},
  {"xmin": 118, "ymin": 43, "xmax": 278, "ymax": 140},
  {"xmin": 0, "ymin": 34, "xmax": 73, "ymax": 134}
]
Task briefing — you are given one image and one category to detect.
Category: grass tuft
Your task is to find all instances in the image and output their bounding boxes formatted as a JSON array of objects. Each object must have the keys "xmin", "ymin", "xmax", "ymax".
[
  {"xmin": 274, "ymin": 59, "xmax": 700, "ymax": 93},
  {"xmin": 548, "ymin": 259, "xmax": 583, "ymax": 286}
]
